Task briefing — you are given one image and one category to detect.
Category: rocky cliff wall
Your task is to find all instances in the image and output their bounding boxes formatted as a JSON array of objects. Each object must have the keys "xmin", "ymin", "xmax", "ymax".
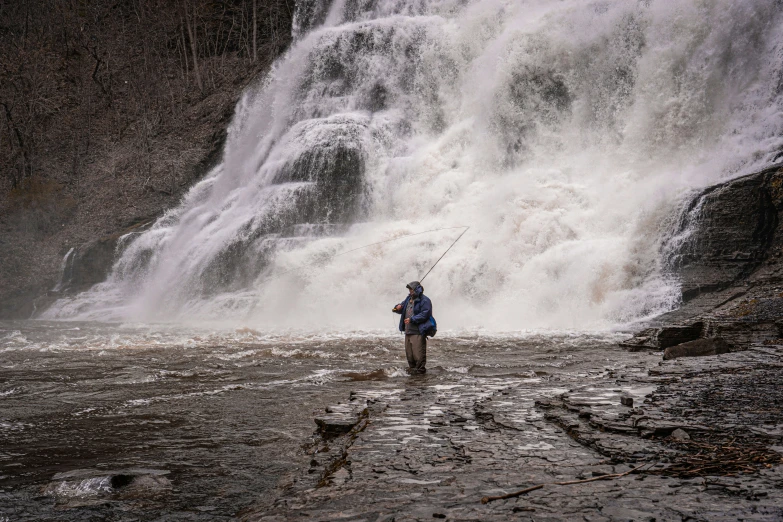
[{"xmin": 624, "ymin": 163, "xmax": 783, "ymax": 349}]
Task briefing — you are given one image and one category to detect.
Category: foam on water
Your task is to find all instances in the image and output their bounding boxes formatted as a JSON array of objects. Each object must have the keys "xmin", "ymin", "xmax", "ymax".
[{"xmin": 42, "ymin": 0, "xmax": 783, "ymax": 332}]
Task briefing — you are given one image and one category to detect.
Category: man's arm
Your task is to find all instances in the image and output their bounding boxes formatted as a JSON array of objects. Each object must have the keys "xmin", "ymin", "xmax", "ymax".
[
  {"xmin": 410, "ymin": 297, "xmax": 432, "ymax": 324},
  {"xmin": 392, "ymin": 298, "xmax": 406, "ymax": 314}
]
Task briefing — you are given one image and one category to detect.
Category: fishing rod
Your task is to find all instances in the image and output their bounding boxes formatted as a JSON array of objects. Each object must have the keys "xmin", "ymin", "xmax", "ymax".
[
  {"xmin": 242, "ymin": 225, "xmax": 469, "ymax": 320},
  {"xmin": 270, "ymin": 225, "xmax": 470, "ymax": 280},
  {"xmin": 245, "ymin": 225, "xmax": 470, "ymax": 301},
  {"xmin": 419, "ymin": 226, "xmax": 469, "ymax": 282}
]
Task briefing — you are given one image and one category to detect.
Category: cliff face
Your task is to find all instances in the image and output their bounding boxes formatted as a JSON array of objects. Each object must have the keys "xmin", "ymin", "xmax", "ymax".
[
  {"xmin": 0, "ymin": 1, "xmax": 294, "ymax": 318},
  {"xmin": 668, "ymin": 166, "xmax": 782, "ymax": 302},
  {"xmin": 624, "ymin": 164, "xmax": 783, "ymax": 349}
]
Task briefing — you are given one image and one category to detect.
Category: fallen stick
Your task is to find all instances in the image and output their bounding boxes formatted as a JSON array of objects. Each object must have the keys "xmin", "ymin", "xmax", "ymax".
[
  {"xmin": 480, "ymin": 484, "xmax": 544, "ymax": 503},
  {"xmin": 747, "ymin": 347, "xmax": 782, "ymax": 358},
  {"xmin": 480, "ymin": 463, "xmax": 648, "ymax": 504}
]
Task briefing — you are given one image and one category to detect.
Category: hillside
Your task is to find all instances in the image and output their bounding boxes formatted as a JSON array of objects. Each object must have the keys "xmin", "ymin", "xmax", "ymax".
[{"xmin": 0, "ymin": 0, "xmax": 294, "ymax": 317}]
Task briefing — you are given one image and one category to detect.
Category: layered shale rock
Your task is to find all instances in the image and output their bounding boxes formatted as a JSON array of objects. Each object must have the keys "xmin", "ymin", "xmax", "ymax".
[
  {"xmin": 619, "ymin": 323, "xmax": 703, "ymax": 351},
  {"xmin": 539, "ymin": 347, "xmax": 783, "ymax": 467},
  {"xmin": 668, "ymin": 166, "xmax": 782, "ymax": 301},
  {"xmin": 245, "ymin": 347, "xmax": 783, "ymax": 521},
  {"xmin": 623, "ymin": 164, "xmax": 783, "ymax": 352},
  {"xmin": 662, "ymin": 337, "xmax": 731, "ymax": 360}
]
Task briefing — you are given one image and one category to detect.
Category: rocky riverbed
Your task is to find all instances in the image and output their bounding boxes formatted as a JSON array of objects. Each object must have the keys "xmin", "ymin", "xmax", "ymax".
[
  {"xmin": 247, "ymin": 344, "xmax": 783, "ymax": 521},
  {"xmin": 2, "ymin": 326, "xmax": 783, "ymax": 520},
  {"xmin": 0, "ymin": 323, "xmax": 647, "ymax": 520}
]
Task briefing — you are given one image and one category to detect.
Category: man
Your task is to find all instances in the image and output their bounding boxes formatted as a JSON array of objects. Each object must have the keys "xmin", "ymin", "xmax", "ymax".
[{"xmin": 392, "ymin": 281, "xmax": 434, "ymax": 374}]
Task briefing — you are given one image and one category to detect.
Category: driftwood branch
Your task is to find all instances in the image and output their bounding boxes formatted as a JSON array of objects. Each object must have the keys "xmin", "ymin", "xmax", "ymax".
[{"xmin": 480, "ymin": 463, "xmax": 648, "ymax": 504}]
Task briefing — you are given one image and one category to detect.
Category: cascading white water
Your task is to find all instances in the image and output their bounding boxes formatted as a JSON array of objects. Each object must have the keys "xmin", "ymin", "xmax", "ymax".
[{"xmin": 43, "ymin": 0, "xmax": 783, "ymax": 331}]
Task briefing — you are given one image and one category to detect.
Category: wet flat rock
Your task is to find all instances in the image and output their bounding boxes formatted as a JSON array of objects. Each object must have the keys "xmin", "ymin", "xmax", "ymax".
[
  {"xmin": 314, "ymin": 395, "xmax": 370, "ymax": 435},
  {"xmin": 541, "ymin": 347, "xmax": 783, "ymax": 488},
  {"xmin": 243, "ymin": 351, "xmax": 783, "ymax": 521},
  {"xmin": 43, "ymin": 468, "xmax": 171, "ymax": 508},
  {"xmin": 663, "ymin": 337, "xmax": 731, "ymax": 360},
  {"xmin": 314, "ymin": 414, "xmax": 361, "ymax": 434}
]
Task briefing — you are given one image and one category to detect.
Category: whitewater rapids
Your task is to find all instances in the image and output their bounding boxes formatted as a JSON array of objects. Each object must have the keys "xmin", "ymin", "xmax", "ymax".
[{"xmin": 43, "ymin": 0, "xmax": 783, "ymax": 331}]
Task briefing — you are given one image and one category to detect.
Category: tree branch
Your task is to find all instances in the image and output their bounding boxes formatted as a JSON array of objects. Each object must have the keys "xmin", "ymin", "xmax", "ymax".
[{"xmin": 480, "ymin": 463, "xmax": 649, "ymax": 504}]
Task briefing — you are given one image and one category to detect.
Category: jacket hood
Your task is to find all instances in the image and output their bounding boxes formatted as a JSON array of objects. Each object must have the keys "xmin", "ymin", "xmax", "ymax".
[{"xmin": 406, "ymin": 281, "xmax": 423, "ymax": 297}]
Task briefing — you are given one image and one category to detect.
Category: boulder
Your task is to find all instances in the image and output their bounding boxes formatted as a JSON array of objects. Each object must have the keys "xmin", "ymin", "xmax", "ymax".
[
  {"xmin": 620, "ymin": 323, "xmax": 703, "ymax": 350},
  {"xmin": 663, "ymin": 337, "xmax": 731, "ymax": 360},
  {"xmin": 44, "ymin": 468, "xmax": 171, "ymax": 507},
  {"xmin": 315, "ymin": 414, "xmax": 360, "ymax": 435},
  {"xmin": 618, "ymin": 328, "xmax": 657, "ymax": 351},
  {"xmin": 656, "ymin": 323, "xmax": 704, "ymax": 348}
]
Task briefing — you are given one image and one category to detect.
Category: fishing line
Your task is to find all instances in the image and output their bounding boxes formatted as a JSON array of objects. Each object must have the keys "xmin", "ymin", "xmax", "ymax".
[
  {"xmin": 389, "ymin": 226, "xmax": 470, "ymax": 333},
  {"xmin": 243, "ymin": 225, "xmax": 469, "ymax": 322},
  {"xmin": 270, "ymin": 225, "xmax": 470, "ymax": 280}
]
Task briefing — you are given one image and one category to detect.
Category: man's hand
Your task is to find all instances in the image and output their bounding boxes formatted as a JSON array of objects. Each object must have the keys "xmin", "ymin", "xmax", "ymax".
[
  {"xmin": 404, "ymin": 318, "xmax": 411, "ymax": 324},
  {"xmin": 393, "ymin": 304, "xmax": 402, "ymax": 313}
]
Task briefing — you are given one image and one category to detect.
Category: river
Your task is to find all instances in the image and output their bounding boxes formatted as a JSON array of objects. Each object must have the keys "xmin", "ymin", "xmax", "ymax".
[{"xmin": 0, "ymin": 321, "xmax": 631, "ymax": 520}]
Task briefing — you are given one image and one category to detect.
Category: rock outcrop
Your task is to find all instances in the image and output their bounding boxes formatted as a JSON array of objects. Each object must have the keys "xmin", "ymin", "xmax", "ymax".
[
  {"xmin": 669, "ymin": 167, "xmax": 781, "ymax": 301},
  {"xmin": 59, "ymin": 218, "xmax": 155, "ymax": 293},
  {"xmin": 20, "ymin": 218, "xmax": 156, "ymax": 318},
  {"xmin": 619, "ymin": 323, "xmax": 703, "ymax": 351},
  {"xmin": 662, "ymin": 337, "xmax": 730, "ymax": 360},
  {"xmin": 622, "ymin": 164, "xmax": 783, "ymax": 352}
]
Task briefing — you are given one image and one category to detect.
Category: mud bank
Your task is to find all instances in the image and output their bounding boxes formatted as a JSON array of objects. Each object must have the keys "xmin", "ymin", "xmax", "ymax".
[{"xmin": 249, "ymin": 344, "xmax": 783, "ymax": 521}]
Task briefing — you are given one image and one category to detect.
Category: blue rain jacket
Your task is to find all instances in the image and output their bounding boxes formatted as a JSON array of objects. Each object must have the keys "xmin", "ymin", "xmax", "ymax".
[{"xmin": 394, "ymin": 284, "xmax": 435, "ymax": 336}]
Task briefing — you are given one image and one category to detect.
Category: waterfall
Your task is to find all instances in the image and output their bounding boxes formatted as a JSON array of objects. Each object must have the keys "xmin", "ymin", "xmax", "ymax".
[{"xmin": 43, "ymin": 0, "xmax": 783, "ymax": 331}]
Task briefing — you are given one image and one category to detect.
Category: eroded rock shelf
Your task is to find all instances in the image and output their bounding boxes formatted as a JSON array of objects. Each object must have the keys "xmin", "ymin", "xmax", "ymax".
[{"xmin": 247, "ymin": 346, "xmax": 783, "ymax": 521}]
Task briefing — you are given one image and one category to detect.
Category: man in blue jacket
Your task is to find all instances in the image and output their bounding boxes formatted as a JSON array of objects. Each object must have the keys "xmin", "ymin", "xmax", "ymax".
[{"xmin": 392, "ymin": 281, "xmax": 434, "ymax": 374}]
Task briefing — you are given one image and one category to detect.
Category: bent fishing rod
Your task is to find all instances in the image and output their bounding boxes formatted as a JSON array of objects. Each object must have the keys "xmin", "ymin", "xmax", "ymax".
[
  {"xmin": 270, "ymin": 225, "xmax": 470, "ymax": 281},
  {"xmin": 419, "ymin": 226, "xmax": 469, "ymax": 283},
  {"xmin": 242, "ymin": 221, "xmax": 470, "ymax": 306},
  {"xmin": 242, "ymin": 225, "xmax": 470, "ymax": 318}
]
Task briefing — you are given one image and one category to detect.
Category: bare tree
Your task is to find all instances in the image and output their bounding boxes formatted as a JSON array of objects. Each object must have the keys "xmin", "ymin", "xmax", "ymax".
[
  {"xmin": 183, "ymin": 1, "xmax": 203, "ymax": 92},
  {"xmin": 253, "ymin": 0, "xmax": 257, "ymax": 62}
]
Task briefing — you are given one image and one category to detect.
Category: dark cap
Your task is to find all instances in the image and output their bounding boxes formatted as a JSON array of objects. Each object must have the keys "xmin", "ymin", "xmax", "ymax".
[{"xmin": 406, "ymin": 281, "xmax": 421, "ymax": 290}]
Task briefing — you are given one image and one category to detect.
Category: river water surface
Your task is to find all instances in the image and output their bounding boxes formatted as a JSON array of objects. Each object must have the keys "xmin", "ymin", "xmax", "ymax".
[{"xmin": 0, "ymin": 321, "xmax": 637, "ymax": 520}]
